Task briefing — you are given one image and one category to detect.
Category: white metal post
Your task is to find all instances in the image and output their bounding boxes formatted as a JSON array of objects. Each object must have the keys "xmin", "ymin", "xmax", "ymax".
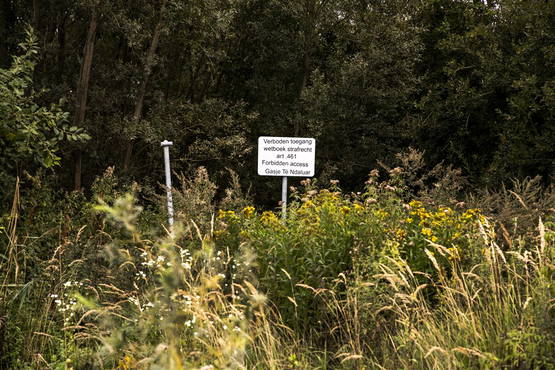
[
  {"xmin": 161, "ymin": 140, "xmax": 174, "ymax": 229},
  {"xmin": 281, "ymin": 176, "xmax": 287, "ymax": 220}
]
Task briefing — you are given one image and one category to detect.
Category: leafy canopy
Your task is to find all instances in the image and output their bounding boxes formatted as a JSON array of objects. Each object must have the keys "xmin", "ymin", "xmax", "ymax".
[{"xmin": 0, "ymin": 27, "xmax": 90, "ymax": 173}]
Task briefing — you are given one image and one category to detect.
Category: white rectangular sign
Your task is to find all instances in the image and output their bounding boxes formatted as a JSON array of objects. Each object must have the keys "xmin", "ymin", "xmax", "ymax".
[{"xmin": 258, "ymin": 136, "xmax": 315, "ymax": 177}]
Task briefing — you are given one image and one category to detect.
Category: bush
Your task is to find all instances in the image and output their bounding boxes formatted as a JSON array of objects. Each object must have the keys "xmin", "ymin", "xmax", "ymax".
[{"xmin": 3, "ymin": 165, "xmax": 555, "ymax": 369}]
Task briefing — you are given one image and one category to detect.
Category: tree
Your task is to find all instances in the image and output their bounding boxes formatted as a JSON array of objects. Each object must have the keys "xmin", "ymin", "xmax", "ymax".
[
  {"xmin": 122, "ymin": 0, "xmax": 168, "ymax": 174},
  {"xmin": 491, "ymin": 0, "xmax": 555, "ymax": 181},
  {"xmin": 0, "ymin": 28, "xmax": 89, "ymax": 199},
  {"xmin": 415, "ymin": 0, "xmax": 555, "ymax": 184},
  {"xmin": 297, "ymin": 0, "xmax": 423, "ymax": 182},
  {"xmin": 73, "ymin": 3, "xmax": 99, "ymax": 190},
  {"xmin": 414, "ymin": 0, "xmax": 504, "ymax": 181}
]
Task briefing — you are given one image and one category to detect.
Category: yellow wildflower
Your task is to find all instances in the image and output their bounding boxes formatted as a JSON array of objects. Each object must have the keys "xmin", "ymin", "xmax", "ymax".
[
  {"xmin": 409, "ymin": 200, "xmax": 423, "ymax": 208},
  {"xmin": 242, "ymin": 206, "xmax": 255, "ymax": 217},
  {"xmin": 218, "ymin": 210, "xmax": 237, "ymax": 220},
  {"xmin": 301, "ymin": 200, "xmax": 315, "ymax": 209},
  {"xmin": 394, "ymin": 229, "xmax": 407, "ymax": 239},
  {"xmin": 373, "ymin": 209, "xmax": 389, "ymax": 219},
  {"xmin": 421, "ymin": 227, "xmax": 433, "ymax": 237},
  {"xmin": 260, "ymin": 211, "xmax": 281, "ymax": 228}
]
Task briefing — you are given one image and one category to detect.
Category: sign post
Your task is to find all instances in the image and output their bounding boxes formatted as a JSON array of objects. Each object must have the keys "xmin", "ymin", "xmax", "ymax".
[
  {"xmin": 258, "ymin": 136, "xmax": 316, "ymax": 219},
  {"xmin": 281, "ymin": 176, "xmax": 287, "ymax": 220},
  {"xmin": 161, "ymin": 140, "xmax": 174, "ymax": 231}
]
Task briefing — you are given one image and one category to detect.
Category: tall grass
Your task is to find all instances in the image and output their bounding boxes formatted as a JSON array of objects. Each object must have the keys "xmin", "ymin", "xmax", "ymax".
[
  {"xmin": 363, "ymin": 219, "xmax": 555, "ymax": 368},
  {"xmin": 2, "ymin": 164, "xmax": 554, "ymax": 368},
  {"xmin": 52, "ymin": 195, "xmax": 310, "ymax": 369}
]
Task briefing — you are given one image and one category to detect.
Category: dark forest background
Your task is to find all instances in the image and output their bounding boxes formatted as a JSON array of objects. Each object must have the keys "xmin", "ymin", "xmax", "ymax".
[{"xmin": 1, "ymin": 0, "xmax": 554, "ymax": 207}]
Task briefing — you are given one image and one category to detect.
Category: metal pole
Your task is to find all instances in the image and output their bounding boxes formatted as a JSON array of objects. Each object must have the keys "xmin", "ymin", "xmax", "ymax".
[
  {"xmin": 161, "ymin": 140, "xmax": 174, "ymax": 230},
  {"xmin": 281, "ymin": 176, "xmax": 287, "ymax": 220}
]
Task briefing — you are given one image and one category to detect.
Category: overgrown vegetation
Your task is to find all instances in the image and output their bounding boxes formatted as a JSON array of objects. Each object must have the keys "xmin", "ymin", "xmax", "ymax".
[
  {"xmin": 1, "ymin": 0, "xmax": 555, "ymax": 368},
  {"xmin": 2, "ymin": 159, "xmax": 554, "ymax": 368}
]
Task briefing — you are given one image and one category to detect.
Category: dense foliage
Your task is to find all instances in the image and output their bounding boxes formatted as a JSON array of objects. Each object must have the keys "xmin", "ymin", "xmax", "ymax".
[
  {"xmin": 1, "ymin": 164, "xmax": 555, "ymax": 368},
  {"xmin": 0, "ymin": 0, "xmax": 554, "ymax": 203},
  {"xmin": 1, "ymin": 0, "xmax": 555, "ymax": 368}
]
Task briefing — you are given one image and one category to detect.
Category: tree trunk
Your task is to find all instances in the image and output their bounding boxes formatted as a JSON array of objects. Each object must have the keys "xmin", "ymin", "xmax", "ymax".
[
  {"xmin": 123, "ymin": 0, "xmax": 167, "ymax": 173},
  {"xmin": 32, "ymin": 0, "xmax": 39, "ymax": 30},
  {"xmin": 56, "ymin": 12, "xmax": 67, "ymax": 80},
  {"xmin": 73, "ymin": 9, "xmax": 98, "ymax": 191},
  {"xmin": 295, "ymin": 0, "xmax": 319, "ymax": 136}
]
